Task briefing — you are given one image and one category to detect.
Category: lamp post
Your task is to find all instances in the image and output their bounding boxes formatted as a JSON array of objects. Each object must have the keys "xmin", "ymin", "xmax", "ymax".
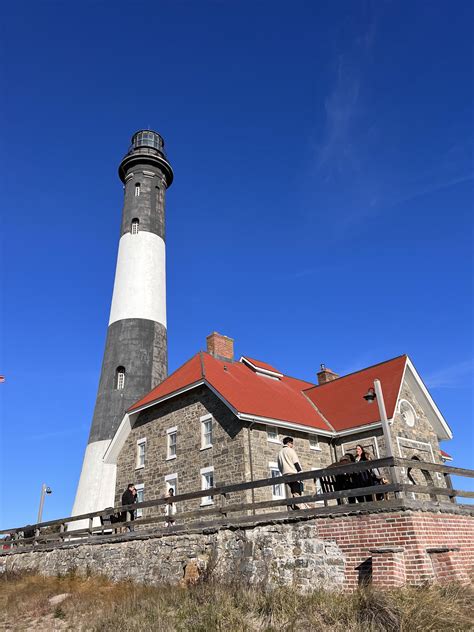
[
  {"xmin": 363, "ymin": 379, "xmax": 399, "ymax": 486},
  {"xmin": 37, "ymin": 484, "xmax": 52, "ymax": 524}
]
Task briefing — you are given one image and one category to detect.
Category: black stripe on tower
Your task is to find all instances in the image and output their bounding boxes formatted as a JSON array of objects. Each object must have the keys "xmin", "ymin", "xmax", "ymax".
[
  {"xmin": 88, "ymin": 318, "xmax": 167, "ymax": 443},
  {"xmin": 120, "ymin": 167, "xmax": 167, "ymax": 240}
]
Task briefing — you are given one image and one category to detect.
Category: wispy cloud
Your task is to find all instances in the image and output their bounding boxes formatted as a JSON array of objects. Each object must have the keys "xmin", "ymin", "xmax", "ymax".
[
  {"xmin": 425, "ymin": 359, "xmax": 473, "ymax": 389},
  {"xmin": 317, "ymin": 62, "xmax": 361, "ymax": 173},
  {"xmin": 390, "ymin": 173, "xmax": 474, "ymax": 208},
  {"xmin": 315, "ymin": 9, "xmax": 377, "ymax": 178},
  {"xmin": 306, "ymin": 7, "xmax": 472, "ymax": 241}
]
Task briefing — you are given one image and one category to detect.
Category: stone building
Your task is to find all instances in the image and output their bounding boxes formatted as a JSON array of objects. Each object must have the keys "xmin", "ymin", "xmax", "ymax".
[{"xmin": 104, "ymin": 331, "xmax": 453, "ymax": 518}]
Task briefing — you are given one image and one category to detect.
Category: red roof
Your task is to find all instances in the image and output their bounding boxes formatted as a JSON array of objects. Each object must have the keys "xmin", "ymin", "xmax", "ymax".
[
  {"xmin": 130, "ymin": 352, "xmax": 331, "ymax": 431},
  {"xmin": 130, "ymin": 353, "xmax": 204, "ymax": 411},
  {"xmin": 304, "ymin": 356, "xmax": 407, "ymax": 431},
  {"xmin": 440, "ymin": 449, "xmax": 453, "ymax": 461},
  {"xmin": 129, "ymin": 352, "xmax": 409, "ymax": 434}
]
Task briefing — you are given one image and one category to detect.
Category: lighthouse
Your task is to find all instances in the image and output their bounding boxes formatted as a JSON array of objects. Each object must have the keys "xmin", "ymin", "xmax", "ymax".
[{"xmin": 72, "ymin": 130, "xmax": 173, "ymax": 518}]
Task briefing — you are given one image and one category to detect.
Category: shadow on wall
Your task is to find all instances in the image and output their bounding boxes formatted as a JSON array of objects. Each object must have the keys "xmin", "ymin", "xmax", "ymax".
[{"xmin": 357, "ymin": 558, "xmax": 372, "ymax": 586}]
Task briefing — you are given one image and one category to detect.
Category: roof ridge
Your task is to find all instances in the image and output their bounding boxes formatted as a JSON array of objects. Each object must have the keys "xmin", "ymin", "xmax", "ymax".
[
  {"xmin": 301, "ymin": 390, "xmax": 336, "ymax": 433},
  {"xmin": 303, "ymin": 354, "xmax": 407, "ymax": 391},
  {"xmin": 128, "ymin": 352, "xmax": 202, "ymax": 412},
  {"xmin": 199, "ymin": 351, "xmax": 206, "ymax": 379},
  {"xmin": 150, "ymin": 352, "xmax": 201, "ymax": 388}
]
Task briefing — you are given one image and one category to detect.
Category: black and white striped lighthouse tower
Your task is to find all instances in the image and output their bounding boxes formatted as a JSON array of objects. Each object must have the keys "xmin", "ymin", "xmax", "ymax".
[{"xmin": 72, "ymin": 130, "xmax": 173, "ymax": 518}]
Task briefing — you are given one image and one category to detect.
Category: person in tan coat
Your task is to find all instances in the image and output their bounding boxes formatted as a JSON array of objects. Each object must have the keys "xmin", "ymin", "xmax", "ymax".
[{"xmin": 277, "ymin": 437, "xmax": 303, "ymax": 510}]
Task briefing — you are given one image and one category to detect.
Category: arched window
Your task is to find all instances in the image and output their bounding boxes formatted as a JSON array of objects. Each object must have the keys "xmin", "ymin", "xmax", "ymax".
[
  {"xmin": 135, "ymin": 183, "xmax": 141, "ymax": 197},
  {"xmin": 131, "ymin": 218, "xmax": 139, "ymax": 234},
  {"xmin": 116, "ymin": 366, "xmax": 125, "ymax": 390}
]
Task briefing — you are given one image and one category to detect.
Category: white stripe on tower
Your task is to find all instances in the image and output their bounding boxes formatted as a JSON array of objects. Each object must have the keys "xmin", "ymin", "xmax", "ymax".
[{"xmin": 109, "ymin": 231, "xmax": 166, "ymax": 326}]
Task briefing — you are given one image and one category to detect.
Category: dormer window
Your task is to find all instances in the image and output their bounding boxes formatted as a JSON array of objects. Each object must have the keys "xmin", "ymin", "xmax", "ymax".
[
  {"xmin": 135, "ymin": 183, "xmax": 141, "ymax": 197},
  {"xmin": 116, "ymin": 366, "xmax": 125, "ymax": 390},
  {"xmin": 239, "ymin": 356, "xmax": 283, "ymax": 380},
  {"xmin": 131, "ymin": 218, "xmax": 139, "ymax": 234}
]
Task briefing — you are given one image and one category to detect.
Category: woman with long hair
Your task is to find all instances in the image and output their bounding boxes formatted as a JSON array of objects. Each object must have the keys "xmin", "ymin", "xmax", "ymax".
[{"xmin": 355, "ymin": 444, "xmax": 375, "ymax": 502}]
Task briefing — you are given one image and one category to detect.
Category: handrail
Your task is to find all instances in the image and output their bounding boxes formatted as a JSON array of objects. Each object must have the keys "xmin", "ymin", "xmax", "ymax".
[
  {"xmin": 1, "ymin": 457, "xmax": 472, "ymax": 551},
  {"xmin": 0, "ymin": 457, "xmax": 396, "ymax": 534}
]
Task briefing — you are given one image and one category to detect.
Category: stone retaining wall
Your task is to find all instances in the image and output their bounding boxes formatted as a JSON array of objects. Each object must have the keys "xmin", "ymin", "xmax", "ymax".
[
  {"xmin": 0, "ymin": 523, "xmax": 345, "ymax": 592},
  {"xmin": 2, "ymin": 507, "xmax": 472, "ymax": 591}
]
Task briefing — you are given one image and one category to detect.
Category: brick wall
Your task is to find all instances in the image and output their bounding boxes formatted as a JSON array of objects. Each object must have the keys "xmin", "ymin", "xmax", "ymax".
[{"xmin": 316, "ymin": 509, "xmax": 474, "ymax": 588}]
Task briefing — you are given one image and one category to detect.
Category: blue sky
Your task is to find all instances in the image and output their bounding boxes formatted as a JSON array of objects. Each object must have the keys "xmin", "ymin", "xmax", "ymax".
[{"xmin": 1, "ymin": 1, "xmax": 472, "ymax": 528}]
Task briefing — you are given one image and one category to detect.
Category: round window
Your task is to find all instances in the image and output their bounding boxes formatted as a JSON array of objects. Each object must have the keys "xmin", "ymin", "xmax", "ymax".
[{"xmin": 399, "ymin": 400, "xmax": 416, "ymax": 427}]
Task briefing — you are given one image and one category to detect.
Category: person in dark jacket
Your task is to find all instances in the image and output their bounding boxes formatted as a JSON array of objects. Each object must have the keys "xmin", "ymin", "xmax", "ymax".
[
  {"xmin": 355, "ymin": 445, "xmax": 377, "ymax": 502},
  {"xmin": 121, "ymin": 484, "xmax": 137, "ymax": 530}
]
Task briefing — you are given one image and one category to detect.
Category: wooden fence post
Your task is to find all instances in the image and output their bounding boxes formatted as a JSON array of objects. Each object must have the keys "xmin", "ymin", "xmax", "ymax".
[{"xmin": 219, "ymin": 493, "xmax": 228, "ymax": 517}]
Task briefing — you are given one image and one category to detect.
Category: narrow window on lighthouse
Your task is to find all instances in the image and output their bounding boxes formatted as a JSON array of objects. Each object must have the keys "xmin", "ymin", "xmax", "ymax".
[
  {"xmin": 155, "ymin": 186, "xmax": 162, "ymax": 211},
  {"xmin": 135, "ymin": 182, "xmax": 141, "ymax": 197},
  {"xmin": 116, "ymin": 366, "xmax": 125, "ymax": 390},
  {"xmin": 131, "ymin": 218, "xmax": 139, "ymax": 234}
]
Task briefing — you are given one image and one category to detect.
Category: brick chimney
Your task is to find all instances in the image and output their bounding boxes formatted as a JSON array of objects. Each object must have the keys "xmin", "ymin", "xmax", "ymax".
[
  {"xmin": 317, "ymin": 364, "xmax": 339, "ymax": 385},
  {"xmin": 206, "ymin": 332, "xmax": 234, "ymax": 362}
]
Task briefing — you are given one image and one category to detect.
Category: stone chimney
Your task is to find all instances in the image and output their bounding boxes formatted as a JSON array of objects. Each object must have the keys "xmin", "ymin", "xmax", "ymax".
[
  {"xmin": 206, "ymin": 332, "xmax": 234, "ymax": 362},
  {"xmin": 317, "ymin": 364, "xmax": 339, "ymax": 385}
]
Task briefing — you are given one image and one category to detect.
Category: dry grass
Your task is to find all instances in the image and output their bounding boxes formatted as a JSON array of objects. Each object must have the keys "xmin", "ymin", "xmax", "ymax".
[{"xmin": 1, "ymin": 572, "xmax": 472, "ymax": 631}]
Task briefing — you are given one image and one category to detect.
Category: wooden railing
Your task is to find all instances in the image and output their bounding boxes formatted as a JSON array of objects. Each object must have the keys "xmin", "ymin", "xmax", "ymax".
[{"xmin": 1, "ymin": 458, "xmax": 473, "ymax": 553}]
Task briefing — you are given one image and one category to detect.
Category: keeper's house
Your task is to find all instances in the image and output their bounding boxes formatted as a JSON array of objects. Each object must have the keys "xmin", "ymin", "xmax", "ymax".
[{"xmin": 103, "ymin": 332, "xmax": 453, "ymax": 515}]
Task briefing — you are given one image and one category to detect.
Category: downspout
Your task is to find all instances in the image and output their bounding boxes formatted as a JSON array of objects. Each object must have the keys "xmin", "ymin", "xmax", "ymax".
[{"xmin": 246, "ymin": 421, "xmax": 256, "ymax": 515}]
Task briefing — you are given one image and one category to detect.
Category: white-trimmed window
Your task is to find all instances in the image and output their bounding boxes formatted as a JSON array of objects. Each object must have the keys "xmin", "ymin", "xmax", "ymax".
[
  {"xmin": 266, "ymin": 425, "xmax": 280, "ymax": 443},
  {"xmin": 135, "ymin": 182, "xmax": 141, "ymax": 197},
  {"xmin": 165, "ymin": 473, "xmax": 178, "ymax": 494},
  {"xmin": 116, "ymin": 366, "xmax": 125, "ymax": 390},
  {"xmin": 200, "ymin": 466, "xmax": 214, "ymax": 505},
  {"xmin": 167, "ymin": 427, "xmax": 177, "ymax": 460},
  {"xmin": 131, "ymin": 218, "xmax": 139, "ymax": 234},
  {"xmin": 135, "ymin": 483, "xmax": 144, "ymax": 518},
  {"xmin": 269, "ymin": 462, "xmax": 285, "ymax": 499},
  {"xmin": 309, "ymin": 434, "xmax": 321, "ymax": 451},
  {"xmin": 201, "ymin": 414, "xmax": 213, "ymax": 449},
  {"xmin": 136, "ymin": 438, "xmax": 146, "ymax": 469}
]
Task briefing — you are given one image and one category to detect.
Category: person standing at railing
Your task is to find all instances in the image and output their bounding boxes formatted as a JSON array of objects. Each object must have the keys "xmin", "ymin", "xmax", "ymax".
[
  {"xmin": 164, "ymin": 488, "xmax": 176, "ymax": 527},
  {"xmin": 354, "ymin": 445, "xmax": 387, "ymax": 502},
  {"xmin": 277, "ymin": 437, "xmax": 304, "ymax": 510},
  {"xmin": 333, "ymin": 454, "xmax": 357, "ymax": 505},
  {"xmin": 121, "ymin": 484, "xmax": 137, "ymax": 531}
]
